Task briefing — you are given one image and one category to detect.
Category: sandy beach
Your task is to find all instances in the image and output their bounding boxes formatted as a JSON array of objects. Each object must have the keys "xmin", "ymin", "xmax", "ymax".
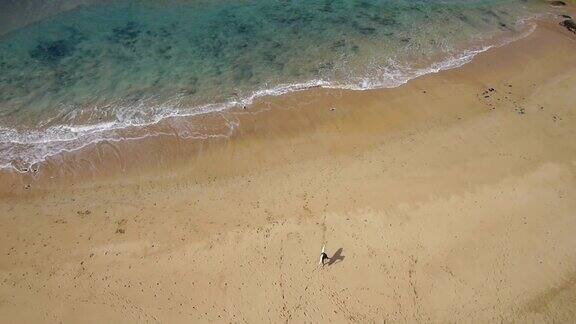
[{"xmin": 1, "ymin": 13, "xmax": 576, "ymax": 323}]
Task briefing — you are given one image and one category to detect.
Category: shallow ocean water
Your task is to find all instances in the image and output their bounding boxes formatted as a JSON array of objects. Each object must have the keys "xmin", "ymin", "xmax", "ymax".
[{"xmin": 0, "ymin": 0, "xmax": 552, "ymax": 170}]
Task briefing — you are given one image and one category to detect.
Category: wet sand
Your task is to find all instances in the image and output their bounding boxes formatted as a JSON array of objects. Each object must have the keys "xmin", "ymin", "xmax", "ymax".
[{"xmin": 1, "ymin": 17, "xmax": 576, "ymax": 322}]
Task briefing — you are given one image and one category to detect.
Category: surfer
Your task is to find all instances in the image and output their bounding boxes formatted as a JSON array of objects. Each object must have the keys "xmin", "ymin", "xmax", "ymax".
[{"xmin": 319, "ymin": 245, "xmax": 330, "ymax": 266}]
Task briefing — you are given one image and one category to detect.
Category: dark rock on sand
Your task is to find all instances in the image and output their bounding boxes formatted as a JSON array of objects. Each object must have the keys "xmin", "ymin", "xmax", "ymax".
[
  {"xmin": 561, "ymin": 14, "xmax": 572, "ymax": 19},
  {"xmin": 549, "ymin": 1, "xmax": 566, "ymax": 6},
  {"xmin": 560, "ymin": 19, "xmax": 576, "ymax": 33}
]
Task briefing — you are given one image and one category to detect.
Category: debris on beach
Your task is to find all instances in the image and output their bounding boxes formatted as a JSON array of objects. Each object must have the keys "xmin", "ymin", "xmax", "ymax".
[
  {"xmin": 77, "ymin": 210, "xmax": 91, "ymax": 216},
  {"xmin": 116, "ymin": 218, "xmax": 128, "ymax": 234}
]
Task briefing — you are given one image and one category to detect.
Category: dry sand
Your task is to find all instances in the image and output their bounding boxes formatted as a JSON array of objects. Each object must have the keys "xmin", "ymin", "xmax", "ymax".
[{"xmin": 1, "ymin": 17, "xmax": 576, "ymax": 323}]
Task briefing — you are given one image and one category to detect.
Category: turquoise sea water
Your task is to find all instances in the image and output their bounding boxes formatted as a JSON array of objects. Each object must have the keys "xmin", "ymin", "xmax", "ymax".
[{"xmin": 0, "ymin": 0, "xmax": 551, "ymax": 170}]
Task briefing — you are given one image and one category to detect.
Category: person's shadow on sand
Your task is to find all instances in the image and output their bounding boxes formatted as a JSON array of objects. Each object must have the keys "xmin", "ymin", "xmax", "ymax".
[{"xmin": 327, "ymin": 248, "xmax": 345, "ymax": 266}]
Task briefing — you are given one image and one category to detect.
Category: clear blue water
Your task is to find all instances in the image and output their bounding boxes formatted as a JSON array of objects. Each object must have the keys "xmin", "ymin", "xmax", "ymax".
[{"xmin": 0, "ymin": 0, "xmax": 551, "ymax": 170}]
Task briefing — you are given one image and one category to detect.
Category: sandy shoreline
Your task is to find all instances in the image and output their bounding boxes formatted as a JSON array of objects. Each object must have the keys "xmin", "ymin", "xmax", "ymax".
[{"xmin": 1, "ymin": 13, "xmax": 576, "ymax": 323}]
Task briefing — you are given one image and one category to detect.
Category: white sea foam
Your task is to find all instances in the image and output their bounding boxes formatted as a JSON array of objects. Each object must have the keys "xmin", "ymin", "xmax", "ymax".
[{"xmin": 0, "ymin": 19, "xmax": 539, "ymax": 172}]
